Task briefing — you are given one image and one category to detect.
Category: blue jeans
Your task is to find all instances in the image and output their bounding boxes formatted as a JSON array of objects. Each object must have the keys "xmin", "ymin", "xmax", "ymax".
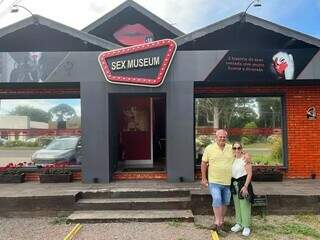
[{"xmin": 208, "ymin": 183, "xmax": 231, "ymax": 208}]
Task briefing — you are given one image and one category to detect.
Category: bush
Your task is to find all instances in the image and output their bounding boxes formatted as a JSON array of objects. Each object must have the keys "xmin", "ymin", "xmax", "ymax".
[
  {"xmin": 195, "ymin": 135, "xmax": 212, "ymax": 151},
  {"xmin": 25, "ymin": 141, "xmax": 40, "ymax": 147},
  {"xmin": 243, "ymin": 122, "xmax": 258, "ymax": 144},
  {"xmin": 271, "ymin": 135, "xmax": 282, "ymax": 161},
  {"xmin": 241, "ymin": 136, "xmax": 251, "ymax": 145},
  {"xmin": 4, "ymin": 140, "xmax": 25, "ymax": 147}
]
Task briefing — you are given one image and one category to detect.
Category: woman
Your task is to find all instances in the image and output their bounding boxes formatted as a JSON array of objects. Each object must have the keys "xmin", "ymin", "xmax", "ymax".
[{"xmin": 230, "ymin": 142, "xmax": 255, "ymax": 237}]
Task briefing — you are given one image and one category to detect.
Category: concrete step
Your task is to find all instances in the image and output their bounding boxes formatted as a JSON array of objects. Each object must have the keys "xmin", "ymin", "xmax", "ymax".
[
  {"xmin": 68, "ymin": 210, "xmax": 194, "ymax": 223},
  {"xmin": 75, "ymin": 196, "xmax": 191, "ymax": 210},
  {"xmin": 79, "ymin": 189, "xmax": 190, "ymax": 199}
]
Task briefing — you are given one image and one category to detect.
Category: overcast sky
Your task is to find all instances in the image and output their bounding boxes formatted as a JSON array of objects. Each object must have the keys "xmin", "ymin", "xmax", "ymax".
[
  {"xmin": 0, "ymin": 0, "xmax": 319, "ymax": 38},
  {"xmin": 0, "ymin": 99, "xmax": 81, "ymax": 116}
]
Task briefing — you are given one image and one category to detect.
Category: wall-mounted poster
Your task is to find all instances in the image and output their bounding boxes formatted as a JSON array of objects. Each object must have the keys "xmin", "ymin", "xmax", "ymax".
[
  {"xmin": 0, "ymin": 52, "xmax": 67, "ymax": 83},
  {"xmin": 205, "ymin": 48, "xmax": 319, "ymax": 82}
]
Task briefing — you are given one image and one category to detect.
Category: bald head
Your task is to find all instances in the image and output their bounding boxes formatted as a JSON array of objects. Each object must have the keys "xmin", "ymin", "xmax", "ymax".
[{"xmin": 215, "ymin": 129, "xmax": 227, "ymax": 148}]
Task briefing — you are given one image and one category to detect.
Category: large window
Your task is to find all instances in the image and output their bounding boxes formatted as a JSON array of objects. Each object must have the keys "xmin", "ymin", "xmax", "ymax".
[
  {"xmin": 195, "ymin": 96, "xmax": 284, "ymax": 166},
  {"xmin": 0, "ymin": 98, "xmax": 81, "ymax": 167}
]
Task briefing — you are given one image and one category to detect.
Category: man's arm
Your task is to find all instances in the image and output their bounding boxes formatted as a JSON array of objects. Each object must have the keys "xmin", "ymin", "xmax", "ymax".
[{"xmin": 201, "ymin": 161, "xmax": 209, "ymax": 186}]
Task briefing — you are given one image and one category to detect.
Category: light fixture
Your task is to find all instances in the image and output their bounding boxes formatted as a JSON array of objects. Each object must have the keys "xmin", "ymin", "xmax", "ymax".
[
  {"xmin": 253, "ymin": 0, "xmax": 262, "ymax": 7},
  {"xmin": 241, "ymin": 0, "xmax": 262, "ymax": 22},
  {"xmin": 11, "ymin": 4, "xmax": 33, "ymax": 16}
]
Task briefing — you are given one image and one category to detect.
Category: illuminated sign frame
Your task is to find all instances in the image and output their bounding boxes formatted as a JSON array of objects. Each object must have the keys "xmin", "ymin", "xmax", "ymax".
[{"xmin": 98, "ymin": 39, "xmax": 176, "ymax": 87}]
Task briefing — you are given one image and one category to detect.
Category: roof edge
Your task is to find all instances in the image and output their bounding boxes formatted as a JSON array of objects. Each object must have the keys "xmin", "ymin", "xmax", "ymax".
[
  {"xmin": 175, "ymin": 12, "xmax": 320, "ymax": 48},
  {"xmin": 82, "ymin": 0, "xmax": 184, "ymax": 37},
  {"xmin": 0, "ymin": 14, "xmax": 121, "ymax": 50},
  {"xmin": 244, "ymin": 14, "xmax": 320, "ymax": 48},
  {"xmin": 174, "ymin": 13, "xmax": 242, "ymax": 46}
]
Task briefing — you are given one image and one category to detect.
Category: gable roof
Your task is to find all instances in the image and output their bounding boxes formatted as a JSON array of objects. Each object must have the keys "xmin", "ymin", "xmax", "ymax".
[
  {"xmin": 175, "ymin": 12, "xmax": 320, "ymax": 50},
  {"xmin": 82, "ymin": 0, "xmax": 184, "ymax": 44},
  {"xmin": 0, "ymin": 14, "xmax": 120, "ymax": 51}
]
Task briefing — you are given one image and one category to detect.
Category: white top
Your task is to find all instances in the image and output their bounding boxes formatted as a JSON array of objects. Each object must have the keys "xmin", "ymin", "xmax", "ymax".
[{"xmin": 231, "ymin": 157, "xmax": 247, "ymax": 179}]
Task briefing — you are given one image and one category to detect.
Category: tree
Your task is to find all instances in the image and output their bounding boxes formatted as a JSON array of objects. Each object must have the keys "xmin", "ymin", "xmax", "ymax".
[
  {"xmin": 10, "ymin": 105, "xmax": 50, "ymax": 123},
  {"xmin": 48, "ymin": 104, "xmax": 77, "ymax": 121},
  {"xmin": 196, "ymin": 97, "xmax": 257, "ymax": 129}
]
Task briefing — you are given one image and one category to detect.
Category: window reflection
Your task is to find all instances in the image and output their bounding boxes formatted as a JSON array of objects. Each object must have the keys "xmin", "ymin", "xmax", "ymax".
[
  {"xmin": 0, "ymin": 99, "xmax": 81, "ymax": 167},
  {"xmin": 195, "ymin": 96, "xmax": 283, "ymax": 166}
]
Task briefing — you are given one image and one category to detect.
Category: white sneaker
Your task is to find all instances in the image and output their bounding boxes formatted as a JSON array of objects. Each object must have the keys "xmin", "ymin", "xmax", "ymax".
[
  {"xmin": 231, "ymin": 223, "xmax": 242, "ymax": 233},
  {"xmin": 242, "ymin": 227, "xmax": 251, "ymax": 237}
]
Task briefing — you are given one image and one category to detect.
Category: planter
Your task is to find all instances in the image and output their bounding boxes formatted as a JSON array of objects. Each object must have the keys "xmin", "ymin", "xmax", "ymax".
[
  {"xmin": 0, "ymin": 173, "xmax": 25, "ymax": 183},
  {"xmin": 39, "ymin": 173, "xmax": 72, "ymax": 183},
  {"xmin": 252, "ymin": 173, "xmax": 283, "ymax": 182}
]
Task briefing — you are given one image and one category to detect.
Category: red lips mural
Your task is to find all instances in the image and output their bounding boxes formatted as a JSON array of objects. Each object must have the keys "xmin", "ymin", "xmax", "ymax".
[{"xmin": 113, "ymin": 24, "xmax": 154, "ymax": 46}]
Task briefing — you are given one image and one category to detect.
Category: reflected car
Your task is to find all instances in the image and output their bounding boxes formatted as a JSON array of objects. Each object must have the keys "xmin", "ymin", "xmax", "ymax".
[
  {"xmin": 31, "ymin": 136, "xmax": 82, "ymax": 165},
  {"xmin": 0, "ymin": 137, "xmax": 8, "ymax": 145}
]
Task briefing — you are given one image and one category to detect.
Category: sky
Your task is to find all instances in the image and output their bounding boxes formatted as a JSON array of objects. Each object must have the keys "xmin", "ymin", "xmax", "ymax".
[
  {"xmin": 0, "ymin": 0, "xmax": 319, "ymax": 38},
  {"xmin": 0, "ymin": 99, "xmax": 81, "ymax": 116}
]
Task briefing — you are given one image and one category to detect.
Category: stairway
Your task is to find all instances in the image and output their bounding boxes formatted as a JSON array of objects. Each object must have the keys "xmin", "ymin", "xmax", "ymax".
[{"xmin": 68, "ymin": 189, "xmax": 194, "ymax": 223}]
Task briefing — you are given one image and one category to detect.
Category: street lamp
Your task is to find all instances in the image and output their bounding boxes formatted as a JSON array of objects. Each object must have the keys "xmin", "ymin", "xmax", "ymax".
[
  {"xmin": 270, "ymin": 106, "xmax": 275, "ymax": 129},
  {"xmin": 242, "ymin": 0, "xmax": 262, "ymax": 21},
  {"xmin": 11, "ymin": 4, "xmax": 33, "ymax": 16}
]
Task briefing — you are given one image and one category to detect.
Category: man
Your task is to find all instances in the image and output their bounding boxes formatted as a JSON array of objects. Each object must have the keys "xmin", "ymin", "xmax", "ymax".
[{"xmin": 201, "ymin": 129, "xmax": 234, "ymax": 234}]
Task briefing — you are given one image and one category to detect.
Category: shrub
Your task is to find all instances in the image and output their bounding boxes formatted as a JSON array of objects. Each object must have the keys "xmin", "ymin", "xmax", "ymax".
[
  {"xmin": 241, "ymin": 136, "xmax": 251, "ymax": 145},
  {"xmin": 242, "ymin": 122, "xmax": 258, "ymax": 144},
  {"xmin": 4, "ymin": 140, "xmax": 25, "ymax": 147},
  {"xmin": 43, "ymin": 163, "xmax": 71, "ymax": 175},
  {"xmin": 25, "ymin": 141, "xmax": 40, "ymax": 147},
  {"xmin": 0, "ymin": 162, "xmax": 27, "ymax": 175},
  {"xmin": 271, "ymin": 136, "xmax": 282, "ymax": 161}
]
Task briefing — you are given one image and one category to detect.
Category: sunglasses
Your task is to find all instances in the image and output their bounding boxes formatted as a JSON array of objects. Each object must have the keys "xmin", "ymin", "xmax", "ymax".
[{"xmin": 232, "ymin": 147, "xmax": 242, "ymax": 150}]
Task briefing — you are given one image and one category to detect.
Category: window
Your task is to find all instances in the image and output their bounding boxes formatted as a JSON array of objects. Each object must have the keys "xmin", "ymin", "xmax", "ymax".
[
  {"xmin": 195, "ymin": 96, "xmax": 284, "ymax": 166},
  {"xmin": 0, "ymin": 98, "xmax": 81, "ymax": 167}
]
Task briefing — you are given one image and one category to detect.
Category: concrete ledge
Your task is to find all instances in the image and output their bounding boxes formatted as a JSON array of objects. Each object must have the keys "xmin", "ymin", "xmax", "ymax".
[{"xmin": 0, "ymin": 195, "xmax": 76, "ymax": 217}]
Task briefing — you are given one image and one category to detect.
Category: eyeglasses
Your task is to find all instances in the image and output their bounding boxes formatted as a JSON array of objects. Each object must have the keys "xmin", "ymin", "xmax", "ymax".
[{"xmin": 232, "ymin": 147, "xmax": 242, "ymax": 150}]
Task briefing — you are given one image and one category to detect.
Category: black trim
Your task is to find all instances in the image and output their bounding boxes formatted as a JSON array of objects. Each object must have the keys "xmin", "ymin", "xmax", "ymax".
[
  {"xmin": 0, "ymin": 82, "xmax": 80, "ymax": 99},
  {"xmin": 195, "ymin": 79, "xmax": 320, "ymax": 88}
]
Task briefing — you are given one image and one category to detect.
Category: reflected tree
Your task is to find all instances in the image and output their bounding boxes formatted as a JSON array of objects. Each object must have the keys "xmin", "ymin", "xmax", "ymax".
[{"xmin": 48, "ymin": 104, "xmax": 77, "ymax": 122}]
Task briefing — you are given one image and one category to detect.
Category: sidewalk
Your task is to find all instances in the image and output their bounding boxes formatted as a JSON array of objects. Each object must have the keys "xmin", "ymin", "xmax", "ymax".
[
  {"xmin": 0, "ymin": 179, "xmax": 319, "ymax": 216},
  {"xmin": 0, "ymin": 179, "xmax": 319, "ymax": 197}
]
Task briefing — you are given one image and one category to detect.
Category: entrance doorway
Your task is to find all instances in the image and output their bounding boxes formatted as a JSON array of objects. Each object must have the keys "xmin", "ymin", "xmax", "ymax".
[{"xmin": 110, "ymin": 95, "xmax": 166, "ymax": 173}]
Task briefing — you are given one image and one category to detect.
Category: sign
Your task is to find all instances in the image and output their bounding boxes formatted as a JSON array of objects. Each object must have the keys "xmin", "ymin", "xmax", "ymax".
[
  {"xmin": 205, "ymin": 48, "xmax": 319, "ymax": 82},
  {"xmin": 307, "ymin": 106, "xmax": 316, "ymax": 120},
  {"xmin": 98, "ymin": 39, "xmax": 176, "ymax": 87}
]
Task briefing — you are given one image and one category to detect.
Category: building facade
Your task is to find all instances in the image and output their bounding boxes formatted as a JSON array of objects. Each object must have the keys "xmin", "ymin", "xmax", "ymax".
[{"xmin": 0, "ymin": 0, "xmax": 319, "ymax": 182}]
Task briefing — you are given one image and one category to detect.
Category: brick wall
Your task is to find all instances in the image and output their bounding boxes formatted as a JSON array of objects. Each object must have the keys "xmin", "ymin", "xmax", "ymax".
[{"xmin": 195, "ymin": 85, "xmax": 320, "ymax": 179}]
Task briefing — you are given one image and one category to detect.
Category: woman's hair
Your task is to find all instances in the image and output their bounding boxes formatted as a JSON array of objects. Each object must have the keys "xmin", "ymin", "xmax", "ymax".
[
  {"xmin": 232, "ymin": 141, "xmax": 244, "ymax": 156},
  {"xmin": 232, "ymin": 141, "xmax": 243, "ymax": 149}
]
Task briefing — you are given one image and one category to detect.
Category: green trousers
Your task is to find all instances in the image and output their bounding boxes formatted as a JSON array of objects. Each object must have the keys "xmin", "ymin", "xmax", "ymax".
[{"xmin": 232, "ymin": 181, "xmax": 251, "ymax": 228}]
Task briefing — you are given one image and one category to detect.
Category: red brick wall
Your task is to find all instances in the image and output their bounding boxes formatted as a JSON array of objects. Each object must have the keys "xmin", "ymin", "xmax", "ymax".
[{"xmin": 195, "ymin": 85, "xmax": 320, "ymax": 179}]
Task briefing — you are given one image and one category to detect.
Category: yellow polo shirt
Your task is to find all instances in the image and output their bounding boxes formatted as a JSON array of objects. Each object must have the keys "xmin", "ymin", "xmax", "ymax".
[{"xmin": 202, "ymin": 143, "xmax": 234, "ymax": 185}]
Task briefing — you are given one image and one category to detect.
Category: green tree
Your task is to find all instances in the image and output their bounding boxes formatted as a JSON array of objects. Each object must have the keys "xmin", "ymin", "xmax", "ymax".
[
  {"xmin": 10, "ymin": 105, "xmax": 50, "ymax": 122},
  {"xmin": 196, "ymin": 97, "xmax": 257, "ymax": 129},
  {"xmin": 48, "ymin": 104, "xmax": 76, "ymax": 121}
]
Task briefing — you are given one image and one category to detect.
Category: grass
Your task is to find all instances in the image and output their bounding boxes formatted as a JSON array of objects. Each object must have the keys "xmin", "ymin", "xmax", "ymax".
[
  {"xmin": 168, "ymin": 219, "xmax": 184, "ymax": 228},
  {"xmin": 49, "ymin": 216, "xmax": 68, "ymax": 225},
  {"xmin": 195, "ymin": 214, "xmax": 320, "ymax": 240},
  {"xmin": 0, "ymin": 146, "xmax": 41, "ymax": 150},
  {"xmin": 252, "ymin": 215, "xmax": 320, "ymax": 240},
  {"xmin": 280, "ymin": 223, "xmax": 320, "ymax": 239}
]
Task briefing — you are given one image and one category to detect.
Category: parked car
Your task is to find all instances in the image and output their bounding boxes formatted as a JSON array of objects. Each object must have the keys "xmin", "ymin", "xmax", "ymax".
[
  {"xmin": 31, "ymin": 136, "xmax": 82, "ymax": 166},
  {"xmin": 0, "ymin": 137, "xmax": 8, "ymax": 146}
]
